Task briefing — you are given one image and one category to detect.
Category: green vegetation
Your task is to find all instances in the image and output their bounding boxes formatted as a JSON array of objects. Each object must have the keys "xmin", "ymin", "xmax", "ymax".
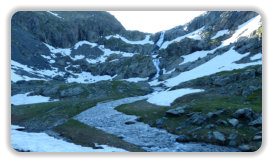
[{"xmin": 53, "ymin": 119, "xmax": 145, "ymax": 152}]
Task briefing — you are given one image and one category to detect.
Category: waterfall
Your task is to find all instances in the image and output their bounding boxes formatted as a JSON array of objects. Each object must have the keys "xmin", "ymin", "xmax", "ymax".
[
  {"xmin": 156, "ymin": 31, "xmax": 165, "ymax": 47},
  {"xmin": 152, "ymin": 58, "xmax": 160, "ymax": 80}
]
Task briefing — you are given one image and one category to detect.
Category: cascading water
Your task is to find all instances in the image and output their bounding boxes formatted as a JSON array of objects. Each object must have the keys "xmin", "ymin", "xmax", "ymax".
[{"xmin": 152, "ymin": 58, "xmax": 160, "ymax": 80}]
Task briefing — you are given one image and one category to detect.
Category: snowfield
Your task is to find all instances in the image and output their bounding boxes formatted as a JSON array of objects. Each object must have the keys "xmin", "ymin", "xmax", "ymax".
[
  {"xmin": 11, "ymin": 125, "xmax": 127, "ymax": 152},
  {"xmin": 11, "ymin": 92, "xmax": 57, "ymax": 105},
  {"xmin": 165, "ymin": 47, "xmax": 262, "ymax": 87},
  {"xmin": 147, "ymin": 88, "xmax": 204, "ymax": 106},
  {"xmin": 223, "ymin": 15, "xmax": 261, "ymax": 46},
  {"xmin": 105, "ymin": 34, "xmax": 154, "ymax": 45}
]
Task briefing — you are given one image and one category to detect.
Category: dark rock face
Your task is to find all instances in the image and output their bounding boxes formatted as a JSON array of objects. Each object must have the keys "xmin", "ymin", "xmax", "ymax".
[{"xmin": 176, "ymin": 135, "xmax": 190, "ymax": 143}]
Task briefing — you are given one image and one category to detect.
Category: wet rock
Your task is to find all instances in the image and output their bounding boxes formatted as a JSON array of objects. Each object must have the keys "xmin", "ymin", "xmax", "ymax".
[
  {"xmin": 228, "ymin": 118, "xmax": 239, "ymax": 127},
  {"xmin": 238, "ymin": 145, "xmax": 252, "ymax": 152},
  {"xmin": 253, "ymin": 135, "xmax": 262, "ymax": 141},
  {"xmin": 188, "ymin": 112, "xmax": 208, "ymax": 125},
  {"xmin": 248, "ymin": 116, "xmax": 262, "ymax": 126},
  {"xmin": 213, "ymin": 131, "xmax": 226, "ymax": 142},
  {"xmin": 125, "ymin": 121, "xmax": 135, "ymax": 125},
  {"xmin": 176, "ymin": 135, "xmax": 190, "ymax": 143},
  {"xmin": 155, "ymin": 118, "xmax": 164, "ymax": 128},
  {"xmin": 233, "ymin": 108, "xmax": 257, "ymax": 121},
  {"xmin": 216, "ymin": 119, "xmax": 228, "ymax": 126},
  {"xmin": 165, "ymin": 105, "xmax": 188, "ymax": 116}
]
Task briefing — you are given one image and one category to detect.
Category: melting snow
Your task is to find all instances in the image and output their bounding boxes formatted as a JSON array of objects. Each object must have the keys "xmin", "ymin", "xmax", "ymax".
[
  {"xmin": 11, "ymin": 125, "xmax": 127, "ymax": 152},
  {"xmin": 121, "ymin": 77, "xmax": 149, "ymax": 83},
  {"xmin": 211, "ymin": 29, "xmax": 229, "ymax": 39},
  {"xmin": 147, "ymin": 88, "xmax": 204, "ymax": 106},
  {"xmin": 165, "ymin": 48, "xmax": 262, "ymax": 87},
  {"xmin": 11, "ymin": 92, "xmax": 57, "ymax": 105},
  {"xmin": 105, "ymin": 34, "xmax": 154, "ymax": 45},
  {"xmin": 66, "ymin": 71, "xmax": 114, "ymax": 84},
  {"xmin": 160, "ymin": 26, "xmax": 204, "ymax": 49},
  {"xmin": 74, "ymin": 40, "xmax": 97, "ymax": 49},
  {"xmin": 250, "ymin": 53, "xmax": 262, "ymax": 61},
  {"xmin": 156, "ymin": 31, "xmax": 165, "ymax": 47},
  {"xmin": 223, "ymin": 15, "xmax": 261, "ymax": 46},
  {"xmin": 179, "ymin": 48, "xmax": 218, "ymax": 65}
]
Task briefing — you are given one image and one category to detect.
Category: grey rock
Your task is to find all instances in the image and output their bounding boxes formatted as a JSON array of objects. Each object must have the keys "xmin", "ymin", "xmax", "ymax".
[
  {"xmin": 248, "ymin": 116, "xmax": 262, "ymax": 126},
  {"xmin": 165, "ymin": 105, "xmax": 188, "ymax": 116},
  {"xmin": 176, "ymin": 135, "xmax": 190, "ymax": 143},
  {"xmin": 60, "ymin": 86, "xmax": 84, "ymax": 97},
  {"xmin": 253, "ymin": 135, "xmax": 262, "ymax": 141},
  {"xmin": 238, "ymin": 145, "xmax": 252, "ymax": 152},
  {"xmin": 42, "ymin": 86, "xmax": 60, "ymax": 96},
  {"xmin": 228, "ymin": 140, "xmax": 237, "ymax": 147},
  {"xmin": 228, "ymin": 118, "xmax": 239, "ymax": 127},
  {"xmin": 213, "ymin": 131, "xmax": 226, "ymax": 142},
  {"xmin": 216, "ymin": 119, "xmax": 228, "ymax": 126},
  {"xmin": 187, "ymin": 127, "xmax": 202, "ymax": 134},
  {"xmin": 233, "ymin": 108, "xmax": 257, "ymax": 121},
  {"xmin": 188, "ymin": 112, "xmax": 208, "ymax": 125},
  {"xmin": 207, "ymin": 110, "xmax": 224, "ymax": 119}
]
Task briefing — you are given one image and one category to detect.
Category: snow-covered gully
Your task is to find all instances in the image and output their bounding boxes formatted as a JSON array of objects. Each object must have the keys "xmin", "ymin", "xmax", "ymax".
[{"xmin": 74, "ymin": 95, "xmax": 239, "ymax": 152}]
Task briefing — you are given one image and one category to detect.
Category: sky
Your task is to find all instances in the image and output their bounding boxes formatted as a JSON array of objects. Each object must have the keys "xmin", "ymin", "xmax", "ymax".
[{"xmin": 108, "ymin": 11, "xmax": 205, "ymax": 33}]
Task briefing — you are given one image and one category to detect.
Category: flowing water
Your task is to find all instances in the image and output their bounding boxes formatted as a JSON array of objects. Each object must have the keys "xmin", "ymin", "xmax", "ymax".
[{"xmin": 74, "ymin": 95, "xmax": 239, "ymax": 152}]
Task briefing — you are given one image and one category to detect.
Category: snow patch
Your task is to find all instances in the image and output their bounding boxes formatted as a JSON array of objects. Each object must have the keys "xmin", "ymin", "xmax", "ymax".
[
  {"xmin": 11, "ymin": 92, "xmax": 57, "ymax": 105},
  {"xmin": 74, "ymin": 40, "xmax": 97, "ymax": 49},
  {"xmin": 11, "ymin": 125, "xmax": 127, "ymax": 152},
  {"xmin": 163, "ymin": 68, "xmax": 175, "ymax": 75},
  {"xmin": 147, "ymin": 88, "xmax": 204, "ymax": 106},
  {"xmin": 121, "ymin": 77, "xmax": 148, "ymax": 83},
  {"xmin": 250, "ymin": 53, "xmax": 262, "ymax": 61},
  {"xmin": 156, "ymin": 31, "xmax": 165, "ymax": 47},
  {"xmin": 165, "ymin": 48, "xmax": 262, "ymax": 87},
  {"xmin": 106, "ymin": 34, "xmax": 154, "ymax": 45},
  {"xmin": 211, "ymin": 29, "xmax": 229, "ymax": 39},
  {"xmin": 66, "ymin": 71, "xmax": 114, "ymax": 84},
  {"xmin": 152, "ymin": 58, "xmax": 160, "ymax": 80}
]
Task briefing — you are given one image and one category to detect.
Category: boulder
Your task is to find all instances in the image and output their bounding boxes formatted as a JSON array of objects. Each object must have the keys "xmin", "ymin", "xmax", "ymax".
[
  {"xmin": 228, "ymin": 118, "xmax": 239, "ymax": 127},
  {"xmin": 213, "ymin": 131, "xmax": 226, "ymax": 142},
  {"xmin": 165, "ymin": 106, "xmax": 188, "ymax": 116},
  {"xmin": 60, "ymin": 86, "xmax": 84, "ymax": 97},
  {"xmin": 233, "ymin": 108, "xmax": 257, "ymax": 121},
  {"xmin": 248, "ymin": 116, "xmax": 262, "ymax": 126},
  {"xmin": 207, "ymin": 110, "xmax": 224, "ymax": 119},
  {"xmin": 238, "ymin": 145, "xmax": 252, "ymax": 152},
  {"xmin": 228, "ymin": 140, "xmax": 237, "ymax": 147},
  {"xmin": 216, "ymin": 119, "xmax": 228, "ymax": 126},
  {"xmin": 188, "ymin": 112, "xmax": 208, "ymax": 125},
  {"xmin": 176, "ymin": 135, "xmax": 190, "ymax": 143}
]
